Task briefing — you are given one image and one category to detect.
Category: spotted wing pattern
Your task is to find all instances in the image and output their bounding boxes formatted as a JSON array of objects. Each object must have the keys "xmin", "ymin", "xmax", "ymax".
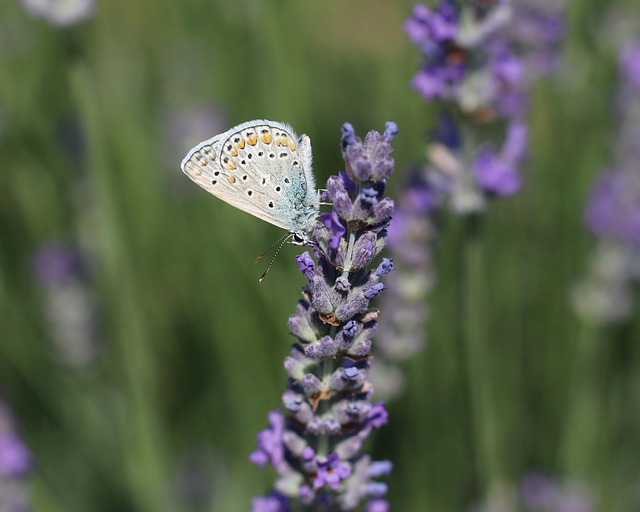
[{"xmin": 181, "ymin": 120, "xmax": 318, "ymax": 234}]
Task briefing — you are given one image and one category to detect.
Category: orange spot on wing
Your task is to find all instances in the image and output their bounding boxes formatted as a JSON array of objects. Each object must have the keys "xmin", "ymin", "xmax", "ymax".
[
  {"xmin": 236, "ymin": 138, "xmax": 245, "ymax": 149},
  {"xmin": 229, "ymin": 147, "xmax": 238, "ymax": 157},
  {"xmin": 260, "ymin": 133, "xmax": 272, "ymax": 144},
  {"xmin": 227, "ymin": 163, "xmax": 237, "ymax": 171},
  {"xmin": 247, "ymin": 134, "xmax": 258, "ymax": 145},
  {"xmin": 229, "ymin": 175, "xmax": 236, "ymax": 183},
  {"xmin": 288, "ymin": 140, "xmax": 296, "ymax": 151}
]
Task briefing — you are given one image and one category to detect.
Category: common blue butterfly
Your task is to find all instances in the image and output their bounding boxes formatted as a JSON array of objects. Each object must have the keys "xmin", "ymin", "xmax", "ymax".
[{"xmin": 181, "ymin": 120, "xmax": 320, "ymax": 245}]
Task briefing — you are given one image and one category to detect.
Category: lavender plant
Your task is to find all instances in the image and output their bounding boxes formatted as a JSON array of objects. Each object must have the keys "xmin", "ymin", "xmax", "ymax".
[
  {"xmin": 32, "ymin": 242, "xmax": 101, "ymax": 367},
  {"xmin": 250, "ymin": 122, "xmax": 397, "ymax": 511},
  {"xmin": 375, "ymin": 1, "xmax": 567, "ymax": 400},
  {"xmin": 371, "ymin": 159, "xmax": 444, "ymax": 400},
  {"xmin": 572, "ymin": 39, "xmax": 640, "ymax": 324},
  {"xmin": 404, "ymin": 0, "xmax": 565, "ymax": 213},
  {"xmin": 0, "ymin": 400, "xmax": 32, "ymax": 512}
]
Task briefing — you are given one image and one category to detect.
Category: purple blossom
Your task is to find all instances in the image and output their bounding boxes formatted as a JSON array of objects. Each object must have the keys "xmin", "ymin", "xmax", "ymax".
[
  {"xmin": 252, "ymin": 492, "xmax": 291, "ymax": 512},
  {"xmin": 365, "ymin": 499, "xmax": 390, "ymax": 512},
  {"xmin": 0, "ymin": 433, "xmax": 31, "ymax": 478},
  {"xmin": 520, "ymin": 470, "xmax": 558, "ymax": 509},
  {"xmin": 321, "ymin": 212, "xmax": 346, "ymax": 250},
  {"xmin": 32, "ymin": 242, "xmax": 84, "ymax": 285},
  {"xmin": 472, "ymin": 119, "xmax": 528, "ymax": 197},
  {"xmin": 383, "ymin": 122, "xmax": 399, "ymax": 141},
  {"xmin": 0, "ymin": 400, "xmax": 32, "ymax": 512},
  {"xmin": 252, "ymin": 123, "xmax": 395, "ymax": 509},
  {"xmin": 295, "ymin": 252, "xmax": 316, "ymax": 280},
  {"xmin": 584, "ymin": 170, "xmax": 640, "ymax": 247},
  {"xmin": 473, "ymin": 149, "xmax": 521, "ymax": 197},
  {"xmin": 342, "ymin": 125, "xmax": 396, "ymax": 183},
  {"xmin": 250, "ymin": 411, "xmax": 285, "ymax": 469},
  {"xmin": 313, "ymin": 453, "xmax": 351, "ymax": 491},
  {"xmin": 619, "ymin": 40, "xmax": 640, "ymax": 90},
  {"xmin": 374, "ymin": 258, "xmax": 394, "ymax": 277}
]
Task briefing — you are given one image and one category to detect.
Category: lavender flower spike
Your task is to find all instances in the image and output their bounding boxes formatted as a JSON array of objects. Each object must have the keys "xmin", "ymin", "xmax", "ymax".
[
  {"xmin": 405, "ymin": 0, "xmax": 567, "ymax": 213},
  {"xmin": 252, "ymin": 123, "xmax": 397, "ymax": 510},
  {"xmin": 573, "ymin": 37, "xmax": 640, "ymax": 324}
]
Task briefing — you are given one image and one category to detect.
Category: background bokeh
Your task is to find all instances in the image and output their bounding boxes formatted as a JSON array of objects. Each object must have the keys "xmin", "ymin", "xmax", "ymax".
[{"xmin": 1, "ymin": 0, "xmax": 639, "ymax": 510}]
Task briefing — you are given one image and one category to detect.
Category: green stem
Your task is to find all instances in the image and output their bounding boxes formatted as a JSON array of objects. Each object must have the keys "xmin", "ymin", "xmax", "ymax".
[
  {"xmin": 462, "ymin": 212, "xmax": 503, "ymax": 495},
  {"xmin": 560, "ymin": 321, "xmax": 604, "ymax": 476}
]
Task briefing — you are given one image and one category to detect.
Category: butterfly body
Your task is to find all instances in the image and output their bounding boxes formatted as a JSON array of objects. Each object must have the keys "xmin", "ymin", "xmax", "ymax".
[{"xmin": 181, "ymin": 120, "xmax": 319, "ymax": 241}]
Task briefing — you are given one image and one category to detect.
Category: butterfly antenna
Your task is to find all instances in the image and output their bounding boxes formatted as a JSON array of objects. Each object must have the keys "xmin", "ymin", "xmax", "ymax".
[
  {"xmin": 255, "ymin": 233, "xmax": 289, "ymax": 264},
  {"xmin": 258, "ymin": 234, "xmax": 294, "ymax": 282}
]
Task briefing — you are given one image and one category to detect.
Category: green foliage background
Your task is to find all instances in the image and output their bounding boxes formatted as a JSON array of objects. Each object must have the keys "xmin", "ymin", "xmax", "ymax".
[{"xmin": 1, "ymin": 0, "xmax": 639, "ymax": 510}]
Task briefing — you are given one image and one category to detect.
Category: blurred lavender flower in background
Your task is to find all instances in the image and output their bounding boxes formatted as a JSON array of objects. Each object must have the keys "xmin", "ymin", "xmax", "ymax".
[
  {"xmin": 251, "ymin": 122, "xmax": 397, "ymax": 511},
  {"xmin": 371, "ymin": 0, "xmax": 567, "ymax": 402},
  {"xmin": 19, "ymin": 0, "xmax": 95, "ymax": 27},
  {"xmin": 573, "ymin": 39, "xmax": 640, "ymax": 324},
  {"xmin": 405, "ymin": 0, "xmax": 566, "ymax": 214},
  {"xmin": 470, "ymin": 471, "xmax": 594, "ymax": 512},
  {"xmin": 32, "ymin": 241, "xmax": 101, "ymax": 367},
  {"xmin": 0, "ymin": 400, "xmax": 32, "ymax": 512},
  {"xmin": 372, "ymin": 166, "xmax": 441, "ymax": 399}
]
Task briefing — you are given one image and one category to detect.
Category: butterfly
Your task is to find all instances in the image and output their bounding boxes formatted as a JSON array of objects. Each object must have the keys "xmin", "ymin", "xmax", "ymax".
[{"xmin": 180, "ymin": 119, "xmax": 320, "ymax": 245}]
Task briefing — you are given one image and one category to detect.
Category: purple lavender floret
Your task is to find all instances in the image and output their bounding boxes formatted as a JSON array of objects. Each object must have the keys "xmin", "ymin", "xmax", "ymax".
[
  {"xmin": 252, "ymin": 123, "xmax": 396, "ymax": 510},
  {"xmin": 473, "ymin": 120, "xmax": 528, "ymax": 196},
  {"xmin": 32, "ymin": 242, "xmax": 85, "ymax": 285},
  {"xmin": 619, "ymin": 40, "xmax": 640, "ymax": 90},
  {"xmin": 584, "ymin": 169, "xmax": 640, "ymax": 248},
  {"xmin": 0, "ymin": 400, "xmax": 32, "ymax": 512}
]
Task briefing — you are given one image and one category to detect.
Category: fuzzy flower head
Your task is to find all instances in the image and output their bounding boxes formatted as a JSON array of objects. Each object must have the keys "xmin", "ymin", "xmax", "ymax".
[
  {"xmin": 252, "ymin": 123, "xmax": 396, "ymax": 510},
  {"xmin": 584, "ymin": 169, "xmax": 640, "ymax": 248},
  {"xmin": 619, "ymin": 39, "xmax": 640, "ymax": 90}
]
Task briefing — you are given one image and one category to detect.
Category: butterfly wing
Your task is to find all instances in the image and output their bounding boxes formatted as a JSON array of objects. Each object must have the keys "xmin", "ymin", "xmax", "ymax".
[{"xmin": 181, "ymin": 120, "xmax": 319, "ymax": 234}]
